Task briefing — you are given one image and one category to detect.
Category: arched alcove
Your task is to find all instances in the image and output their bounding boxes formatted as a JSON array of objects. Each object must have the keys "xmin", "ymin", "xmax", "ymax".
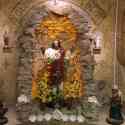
[{"xmin": 16, "ymin": 1, "xmax": 99, "ymax": 124}]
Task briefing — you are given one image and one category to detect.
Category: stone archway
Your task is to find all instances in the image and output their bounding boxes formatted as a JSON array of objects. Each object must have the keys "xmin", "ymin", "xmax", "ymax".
[{"xmin": 16, "ymin": 1, "xmax": 98, "ymax": 124}]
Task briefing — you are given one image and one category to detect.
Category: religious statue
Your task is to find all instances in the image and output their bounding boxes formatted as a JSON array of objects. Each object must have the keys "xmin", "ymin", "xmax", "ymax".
[
  {"xmin": 3, "ymin": 31, "xmax": 12, "ymax": 53},
  {"xmin": 32, "ymin": 40, "xmax": 84, "ymax": 108},
  {"xmin": 45, "ymin": 40, "xmax": 65, "ymax": 91}
]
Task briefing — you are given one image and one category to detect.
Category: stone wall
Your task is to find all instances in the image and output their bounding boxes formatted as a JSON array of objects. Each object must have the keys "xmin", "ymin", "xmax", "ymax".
[
  {"xmin": 0, "ymin": 0, "xmax": 116, "ymax": 106},
  {"xmin": 94, "ymin": 13, "xmax": 114, "ymax": 99},
  {"xmin": 0, "ymin": 11, "xmax": 18, "ymax": 104},
  {"xmin": 81, "ymin": 0, "xmax": 114, "ymax": 103}
]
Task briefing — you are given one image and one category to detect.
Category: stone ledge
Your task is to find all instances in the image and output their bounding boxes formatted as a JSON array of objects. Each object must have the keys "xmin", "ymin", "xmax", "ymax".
[{"xmin": 17, "ymin": 120, "xmax": 97, "ymax": 125}]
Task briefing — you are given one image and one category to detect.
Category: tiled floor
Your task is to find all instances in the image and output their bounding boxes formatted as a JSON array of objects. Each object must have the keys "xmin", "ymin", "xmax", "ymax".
[{"xmin": 5, "ymin": 106, "xmax": 125, "ymax": 125}]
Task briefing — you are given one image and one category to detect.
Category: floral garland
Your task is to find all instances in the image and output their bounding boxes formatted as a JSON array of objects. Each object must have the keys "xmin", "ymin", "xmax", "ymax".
[
  {"xmin": 29, "ymin": 110, "xmax": 85, "ymax": 123},
  {"xmin": 36, "ymin": 70, "xmax": 52, "ymax": 103},
  {"xmin": 63, "ymin": 49, "xmax": 84, "ymax": 100},
  {"xmin": 44, "ymin": 48, "xmax": 61, "ymax": 61},
  {"xmin": 33, "ymin": 47, "xmax": 84, "ymax": 104},
  {"xmin": 34, "ymin": 48, "xmax": 62, "ymax": 103},
  {"xmin": 35, "ymin": 16, "xmax": 77, "ymax": 44}
]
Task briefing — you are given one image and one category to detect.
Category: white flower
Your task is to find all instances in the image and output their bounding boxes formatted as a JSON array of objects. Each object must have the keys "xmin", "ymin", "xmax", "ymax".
[
  {"xmin": 53, "ymin": 109, "xmax": 63, "ymax": 120},
  {"xmin": 69, "ymin": 115, "xmax": 77, "ymax": 122},
  {"xmin": 44, "ymin": 113, "xmax": 52, "ymax": 121},
  {"xmin": 77, "ymin": 115, "xmax": 85, "ymax": 123},
  {"xmin": 62, "ymin": 114, "xmax": 69, "ymax": 122},
  {"xmin": 88, "ymin": 96, "xmax": 98, "ymax": 104},
  {"xmin": 29, "ymin": 115, "xmax": 37, "ymax": 123},
  {"xmin": 37, "ymin": 114, "xmax": 44, "ymax": 122},
  {"xmin": 17, "ymin": 94, "xmax": 30, "ymax": 103},
  {"xmin": 45, "ymin": 48, "xmax": 55, "ymax": 59},
  {"xmin": 44, "ymin": 48, "xmax": 61, "ymax": 60},
  {"xmin": 54, "ymin": 50, "xmax": 61, "ymax": 60}
]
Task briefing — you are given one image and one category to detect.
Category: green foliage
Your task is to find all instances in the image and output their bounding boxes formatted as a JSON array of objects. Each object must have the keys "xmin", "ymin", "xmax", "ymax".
[
  {"xmin": 47, "ymin": 58, "xmax": 54, "ymax": 64},
  {"xmin": 81, "ymin": 102, "xmax": 96, "ymax": 114}
]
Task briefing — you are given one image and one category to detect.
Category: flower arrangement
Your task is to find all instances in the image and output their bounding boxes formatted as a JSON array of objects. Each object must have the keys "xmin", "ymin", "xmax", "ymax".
[
  {"xmin": 29, "ymin": 115, "xmax": 37, "ymax": 123},
  {"xmin": 88, "ymin": 96, "xmax": 100, "ymax": 106},
  {"xmin": 63, "ymin": 80, "xmax": 83, "ymax": 99},
  {"xmin": 63, "ymin": 53, "xmax": 83, "ymax": 100},
  {"xmin": 44, "ymin": 48, "xmax": 61, "ymax": 64},
  {"xmin": 28, "ymin": 111, "xmax": 85, "ymax": 123},
  {"xmin": 33, "ymin": 43, "xmax": 84, "ymax": 106},
  {"xmin": 17, "ymin": 94, "xmax": 30, "ymax": 103},
  {"xmin": 36, "ymin": 70, "xmax": 63, "ymax": 103},
  {"xmin": 36, "ymin": 71, "xmax": 52, "ymax": 103}
]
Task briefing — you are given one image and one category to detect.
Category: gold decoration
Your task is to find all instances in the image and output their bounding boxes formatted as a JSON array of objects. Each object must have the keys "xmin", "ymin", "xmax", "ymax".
[
  {"xmin": 32, "ymin": 80, "xmax": 38, "ymax": 98},
  {"xmin": 32, "ymin": 65, "xmax": 52, "ymax": 103},
  {"xmin": 32, "ymin": 14, "xmax": 84, "ymax": 101},
  {"xmin": 63, "ymin": 48, "xmax": 84, "ymax": 99},
  {"xmin": 35, "ymin": 16, "xmax": 77, "ymax": 47}
]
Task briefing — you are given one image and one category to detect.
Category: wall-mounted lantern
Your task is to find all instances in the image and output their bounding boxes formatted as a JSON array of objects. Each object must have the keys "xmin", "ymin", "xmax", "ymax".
[
  {"xmin": 93, "ymin": 35, "xmax": 102, "ymax": 54},
  {"xmin": 3, "ymin": 31, "xmax": 12, "ymax": 53},
  {"xmin": 90, "ymin": 31, "xmax": 102, "ymax": 55}
]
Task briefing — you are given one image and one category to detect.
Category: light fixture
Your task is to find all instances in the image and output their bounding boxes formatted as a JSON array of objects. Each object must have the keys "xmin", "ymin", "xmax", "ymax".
[
  {"xmin": 89, "ymin": 31, "xmax": 102, "ymax": 55},
  {"xmin": 3, "ymin": 31, "xmax": 12, "ymax": 53},
  {"xmin": 93, "ymin": 32, "xmax": 102, "ymax": 54}
]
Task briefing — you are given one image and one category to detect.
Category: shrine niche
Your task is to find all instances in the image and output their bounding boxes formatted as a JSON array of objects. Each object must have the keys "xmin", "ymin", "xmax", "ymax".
[
  {"xmin": 16, "ymin": 1, "xmax": 99, "ymax": 124},
  {"xmin": 32, "ymin": 14, "xmax": 84, "ymax": 108}
]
